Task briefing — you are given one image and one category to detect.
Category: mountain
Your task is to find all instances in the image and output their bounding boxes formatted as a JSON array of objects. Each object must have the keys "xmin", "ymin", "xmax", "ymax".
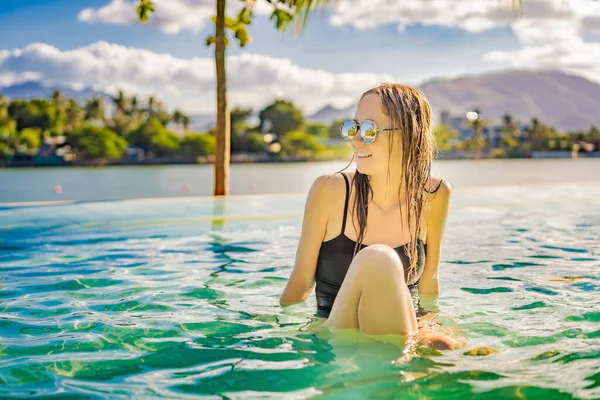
[
  {"xmin": 4, "ymin": 70, "xmax": 599, "ymax": 132},
  {"xmin": 0, "ymin": 81, "xmax": 110, "ymax": 104},
  {"xmin": 307, "ymin": 105, "xmax": 355, "ymax": 123},
  {"xmin": 308, "ymin": 70, "xmax": 600, "ymax": 131}
]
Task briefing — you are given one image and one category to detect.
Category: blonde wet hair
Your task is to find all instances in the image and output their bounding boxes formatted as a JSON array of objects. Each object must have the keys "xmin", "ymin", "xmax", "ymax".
[{"xmin": 340, "ymin": 83, "xmax": 440, "ymax": 283}]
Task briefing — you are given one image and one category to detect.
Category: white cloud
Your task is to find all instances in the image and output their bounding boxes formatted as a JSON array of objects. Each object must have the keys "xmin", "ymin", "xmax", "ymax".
[
  {"xmin": 327, "ymin": 0, "xmax": 595, "ymax": 33},
  {"xmin": 78, "ymin": 0, "xmax": 600, "ymax": 85},
  {"xmin": 78, "ymin": 0, "xmax": 274, "ymax": 35},
  {"xmin": 479, "ymin": 1, "xmax": 600, "ymax": 83},
  {"xmin": 0, "ymin": 41, "xmax": 392, "ymax": 115},
  {"xmin": 484, "ymin": 38, "xmax": 600, "ymax": 83},
  {"xmin": 581, "ymin": 15, "xmax": 600, "ymax": 35},
  {"xmin": 80, "ymin": 0, "xmax": 520, "ymax": 34},
  {"xmin": 330, "ymin": 0, "xmax": 516, "ymax": 32},
  {"xmin": 80, "ymin": 0, "xmax": 589, "ymax": 35},
  {"xmin": 0, "ymin": 72, "xmax": 42, "ymax": 87},
  {"xmin": 510, "ymin": 19, "xmax": 580, "ymax": 45},
  {"xmin": 327, "ymin": 0, "xmax": 600, "ymax": 84}
]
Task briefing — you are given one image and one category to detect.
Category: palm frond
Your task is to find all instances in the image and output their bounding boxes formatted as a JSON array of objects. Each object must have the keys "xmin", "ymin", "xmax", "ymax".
[
  {"xmin": 288, "ymin": 0, "xmax": 524, "ymax": 36},
  {"xmin": 286, "ymin": 0, "xmax": 341, "ymax": 36}
]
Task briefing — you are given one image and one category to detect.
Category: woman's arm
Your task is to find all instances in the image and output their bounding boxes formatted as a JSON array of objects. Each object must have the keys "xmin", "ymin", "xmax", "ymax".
[
  {"xmin": 280, "ymin": 174, "xmax": 333, "ymax": 306},
  {"xmin": 419, "ymin": 179, "xmax": 452, "ymax": 297}
]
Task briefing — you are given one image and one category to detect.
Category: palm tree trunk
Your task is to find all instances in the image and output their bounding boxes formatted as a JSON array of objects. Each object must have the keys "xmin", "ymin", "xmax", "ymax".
[{"xmin": 214, "ymin": 0, "xmax": 230, "ymax": 196}]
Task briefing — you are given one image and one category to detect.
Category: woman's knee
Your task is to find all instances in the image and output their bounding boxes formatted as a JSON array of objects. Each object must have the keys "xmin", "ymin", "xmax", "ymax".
[{"xmin": 350, "ymin": 245, "xmax": 405, "ymax": 280}]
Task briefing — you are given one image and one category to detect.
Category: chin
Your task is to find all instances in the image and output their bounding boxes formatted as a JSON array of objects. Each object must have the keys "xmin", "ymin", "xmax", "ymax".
[{"xmin": 355, "ymin": 158, "xmax": 376, "ymax": 175}]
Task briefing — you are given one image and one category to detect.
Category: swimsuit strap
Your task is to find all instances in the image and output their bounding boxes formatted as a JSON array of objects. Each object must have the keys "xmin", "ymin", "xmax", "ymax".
[
  {"xmin": 436, "ymin": 178, "xmax": 444, "ymax": 191},
  {"xmin": 340, "ymin": 172, "xmax": 350, "ymax": 235}
]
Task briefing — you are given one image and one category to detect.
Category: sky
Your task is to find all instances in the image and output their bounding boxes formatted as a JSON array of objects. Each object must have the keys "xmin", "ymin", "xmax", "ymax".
[{"xmin": 0, "ymin": 0, "xmax": 599, "ymax": 116}]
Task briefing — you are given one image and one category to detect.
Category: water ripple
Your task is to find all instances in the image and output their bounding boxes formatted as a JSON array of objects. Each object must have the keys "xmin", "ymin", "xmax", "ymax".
[{"xmin": 1, "ymin": 185, "xmax": 600, "ymax": 398}]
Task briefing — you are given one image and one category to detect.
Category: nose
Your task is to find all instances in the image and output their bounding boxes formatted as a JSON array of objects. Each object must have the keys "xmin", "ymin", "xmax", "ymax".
[
  {"xmin": 352, "ymin": 138, "xmax": 370, "ymax": 157},
  {"xmin": 351, "ymin": 129, "xmax": 364, "ymax": 147}
]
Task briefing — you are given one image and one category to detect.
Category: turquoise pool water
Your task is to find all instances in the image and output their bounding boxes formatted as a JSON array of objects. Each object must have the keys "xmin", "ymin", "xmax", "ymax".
[{"xmin": 1, "ymin": 183, "xmax": 599, "ymax": 399}]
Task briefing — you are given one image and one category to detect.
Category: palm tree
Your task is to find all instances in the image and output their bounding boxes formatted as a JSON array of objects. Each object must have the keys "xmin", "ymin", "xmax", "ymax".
[
  {"xmin": 128, "ymin": 95, "xmax": 143, "ymax": 126},
  {"xmin": 51, "ymin": 89, "xmax": 67, "ymax": 134},
  {"xmin": 182, "ymin": 115, "xmax": 191, "ymax": 132},
  {"xmin": 147, "ymin": 95, "xmax": 157, "ymax": 116},
  {"xmin": 214, "ymin": 0, "xmax": 229, "ymax": 195},
  {"xmin": 84, "ymin": 96, "xmax": 106, "ymax": 123},
  {"xmin": 65, "ymin": 98, "xmax": 84, "ymax": 132},
  {"xmin": 111, "ymin": 90, "xmax": 128, "ymax": 119},
  {"xmin": 171, "ymin": 109, "xmax": 191, "ymax": 132},
  {"xmin": 501, "ymin": 114, "xmax": 518, "ymax": 135},
  {"xmin": 51, "ymin": 89, "xmax": 65, "ymax": 110},
  {"xmin": 527, "ymin": 117, "xmax": 547, "ymax": 150},
  {"xmin": 0, "ymin": 95, "xmax": 9, "ymax": 124},
  {"xmin": 145, "ymin": 95, "xmax": 170, "ymax": 126},
  {"xmin": 499, "ymin": 113, "xmax": 520, "ymax": 149},
  {"xmin": 171, "ymin": 109, "xmax": 183, "ymax": 125},
  {"xmin": 109, "ymin": 90, "xmax": 130, "ymax": 135},
  {"xmin": 136, "ymin": 0, "xmax": 340, "ymax": 195},
  {"xmin": 465, "ymin": 108, "xmax": 487, "ymax": 152},
  {"xmin": 0, "ymin": 95, "xmax": 17, "ymax": 149},
  {"xmin": 129, "ymin": 95, "xmax": 139, "ymax": 116}
]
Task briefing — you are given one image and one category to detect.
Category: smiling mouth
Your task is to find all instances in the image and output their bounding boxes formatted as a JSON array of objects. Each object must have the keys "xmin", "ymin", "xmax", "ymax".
[{"xmin": 357, "ymin": 152, "xmax": 372, "ymax": 159}]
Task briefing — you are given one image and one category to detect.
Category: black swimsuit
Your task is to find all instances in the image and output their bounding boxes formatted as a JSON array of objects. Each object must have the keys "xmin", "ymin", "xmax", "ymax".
[{"xmin": 314, "ymin": 172, "xmax": 427, "ymax": 318}]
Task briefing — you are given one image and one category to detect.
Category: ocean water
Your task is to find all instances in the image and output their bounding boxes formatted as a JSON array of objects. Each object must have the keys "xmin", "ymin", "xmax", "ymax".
[{"xmin": 1, "ymin": 182, "xmax": 600, "ymax": 398}]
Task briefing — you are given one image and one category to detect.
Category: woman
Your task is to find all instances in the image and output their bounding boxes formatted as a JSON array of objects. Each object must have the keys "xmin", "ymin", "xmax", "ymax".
[{"xmin": 280, "ymin": 83, "xmax": 460, "ymax": 350}]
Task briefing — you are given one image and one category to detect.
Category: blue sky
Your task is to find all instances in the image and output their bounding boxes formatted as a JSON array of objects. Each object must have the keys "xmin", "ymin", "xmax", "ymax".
[
  {"xmin": 0, "ymin": 0, "xmax": 519, "ymax": 82},
  {"xmin": 0, "ymin": 0, "xmax": 598, "ymax": 114}
]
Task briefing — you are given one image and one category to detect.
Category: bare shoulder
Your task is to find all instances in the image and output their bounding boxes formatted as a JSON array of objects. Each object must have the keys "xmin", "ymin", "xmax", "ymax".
[
  {"xmin": 425, "ymin": 176, "xmax": 452, "ymax": 203},
  {"xmin": 422, "ymin": 176, "xmax": 451, "ymax": 242},
  {"xmin": 306, "ymin": 172, "xmax": 349, "ymax": 209},
  {"xmin": 310, "ymin": 172, "xmax": 347, "ymax": 193}
]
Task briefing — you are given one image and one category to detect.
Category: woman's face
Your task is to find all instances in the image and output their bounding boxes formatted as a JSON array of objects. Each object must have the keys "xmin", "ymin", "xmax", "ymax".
[{"xmin": 352, "ymin": 94, "xmax": 402, "ymax": 175}]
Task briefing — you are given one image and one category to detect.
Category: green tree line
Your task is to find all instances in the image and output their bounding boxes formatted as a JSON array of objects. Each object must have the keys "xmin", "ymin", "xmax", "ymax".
[
  {"xmin": 2, "ymin": 91, "xmax": 597, "ymax": 163},
  {"xmin": 433, "ymin": 112, "xmax": 600, "ymax": 156},
  {"xmin": 0, "ymin": 91, "xmax": 350, "ymax": 162}
]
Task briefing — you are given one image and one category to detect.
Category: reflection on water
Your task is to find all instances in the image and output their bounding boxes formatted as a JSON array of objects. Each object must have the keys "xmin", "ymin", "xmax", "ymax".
[{"xmin": 0, "ymin": 182, "xmax": 599, "ymax": 398}]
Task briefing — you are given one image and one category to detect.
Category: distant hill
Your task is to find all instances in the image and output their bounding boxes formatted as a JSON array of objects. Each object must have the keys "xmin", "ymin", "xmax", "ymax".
[
  {"xmin": 307, "ymin": 105, "xmax": 355, "ymax": 124},
  {"xmin": 0, "ymin": 81, "xmax": 110, "ymax": 104},
  {"xmin": 4, "ymin": 70, "xmax": 599, "ymax": 132},
  {"xmin": 308, "ymin": 70, "xmax": 600, "ymax": 131}
]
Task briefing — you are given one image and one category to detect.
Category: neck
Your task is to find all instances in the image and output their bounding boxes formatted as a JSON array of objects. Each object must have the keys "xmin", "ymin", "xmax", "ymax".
[{"xmin": 364, "ymin": 167, "xmax": 405, "ymax": 209}]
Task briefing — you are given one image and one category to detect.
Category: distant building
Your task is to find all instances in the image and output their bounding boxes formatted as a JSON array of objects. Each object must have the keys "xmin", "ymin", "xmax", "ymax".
[
  {"xmin": 440, "ymin": 110, "xmax": 479, "ymax": 139},
  {"xmin": 24, "ymin": 136, "xmax": 73, "ymax": 166},
  {"xmin": 126, "ymin": 146, "xmax": 145, "ymax": 161},
  {"xmin": 440, "ymin": 110, "xmax": 531, "ymax": 147},
  {"xmin": 488, "ymin": 124, "xmax": 531, "ymax": 147}
]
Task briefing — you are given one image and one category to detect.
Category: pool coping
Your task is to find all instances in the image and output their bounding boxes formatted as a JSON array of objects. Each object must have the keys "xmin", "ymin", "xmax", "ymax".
[{"xmin": 0, "ymin": 192, "xmax": 307, "ymax": 208}]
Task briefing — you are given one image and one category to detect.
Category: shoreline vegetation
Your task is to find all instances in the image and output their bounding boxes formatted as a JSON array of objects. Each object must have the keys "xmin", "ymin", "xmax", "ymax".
[
  {"xmin": 1, "ymin": 90, "xmax": 599, "ymax": 168},
  {"xmin": 4, "ymin": 149, "xmax": 600, "ymax": 169},
  {"xmin": 4, "ymin": 148, "xmax": 600, "ymax": 169}
]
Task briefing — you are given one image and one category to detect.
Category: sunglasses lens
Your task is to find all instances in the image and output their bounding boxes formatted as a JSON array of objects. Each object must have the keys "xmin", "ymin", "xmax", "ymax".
[
  {"xmin": 361, "ymin": 120, "xmax": 377, "ymax": 144},
  {"xmin": 340, "ymin": 119, "xmax": 357, "ymax": 142}
]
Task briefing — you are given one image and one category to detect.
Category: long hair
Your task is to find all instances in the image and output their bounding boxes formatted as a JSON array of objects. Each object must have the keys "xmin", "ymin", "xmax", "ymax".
[{"xmin": 339, "ymin": 83, "xmax": 440, "ymax": 283}]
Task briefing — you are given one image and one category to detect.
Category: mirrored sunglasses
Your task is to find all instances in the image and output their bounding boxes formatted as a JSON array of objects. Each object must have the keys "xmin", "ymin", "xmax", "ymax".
[{"xmin": 340, "ymin": 119, "xmax": 396, "ymax": 144}]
